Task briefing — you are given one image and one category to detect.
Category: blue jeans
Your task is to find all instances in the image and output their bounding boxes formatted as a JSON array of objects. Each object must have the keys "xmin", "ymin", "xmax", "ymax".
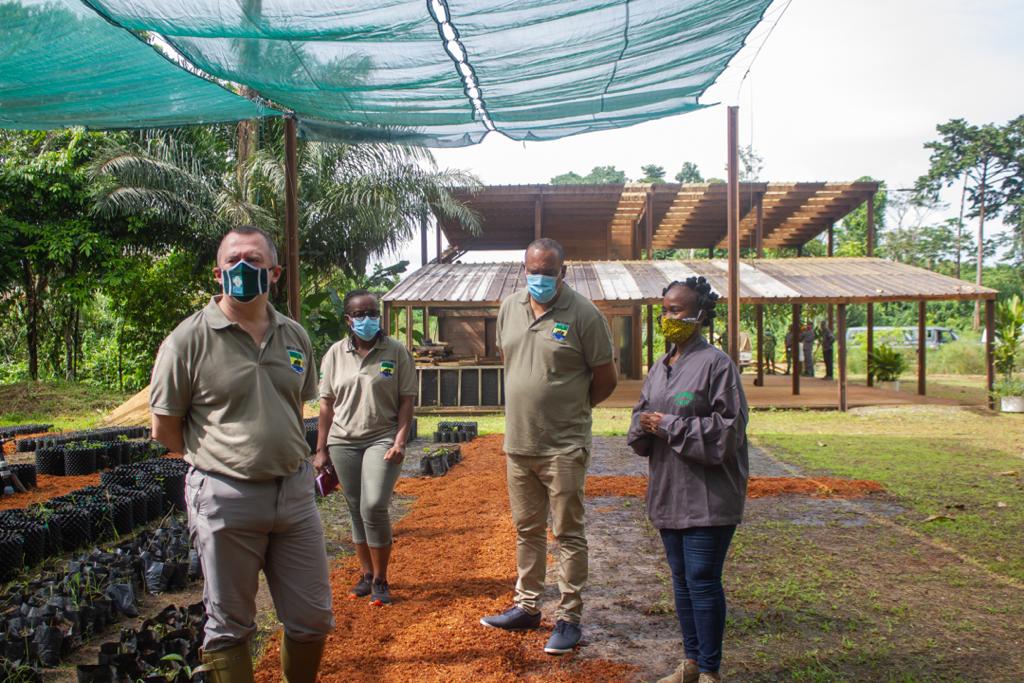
[{"xmin": 660, "ymin": 526, "xmax": 736, "ymax": 673}]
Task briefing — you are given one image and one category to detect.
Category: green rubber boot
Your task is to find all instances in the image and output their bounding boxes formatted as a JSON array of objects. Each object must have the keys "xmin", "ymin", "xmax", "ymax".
[
  {"xmin": 201, "ymin": 641, "xmax": 254, "ymax": 683},
  {"xmin": 281, "ymin": 635, "xmax": 326, "ymax": 683}
]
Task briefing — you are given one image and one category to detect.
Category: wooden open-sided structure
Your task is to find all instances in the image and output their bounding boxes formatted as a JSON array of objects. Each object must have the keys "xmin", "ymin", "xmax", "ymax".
[{"xmin": 383, "ymin": 258, "xmax": 998, "ymax": 411}]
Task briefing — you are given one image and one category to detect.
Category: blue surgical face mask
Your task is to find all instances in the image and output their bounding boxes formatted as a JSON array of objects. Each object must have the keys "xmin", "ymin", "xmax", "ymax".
[
  {"xmin": 526, "ymin": 273, "xmax": 559, "ymax": 304},
  {"xmin": 350, "ymin": 316, "xmax": 381, "ymax": 341},
  {"xmin": 221, "ymin": 260, "xmax": 270, "ymax": 303}
]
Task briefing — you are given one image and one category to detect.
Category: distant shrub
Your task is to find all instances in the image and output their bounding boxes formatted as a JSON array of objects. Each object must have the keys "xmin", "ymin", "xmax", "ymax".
[{"xmin": 929, "ymin": 337, "xmax": 987, "ymax": 375}]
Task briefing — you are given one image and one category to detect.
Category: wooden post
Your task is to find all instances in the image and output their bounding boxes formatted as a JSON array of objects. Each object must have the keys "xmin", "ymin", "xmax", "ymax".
[
  {"xmin": 791, "ymin": 304, "xmax": 801, "ymax": 395},
  {"xmin": 707, "ymin": 246, "xmax": 714, "ymax": 259},
  {"xmin": 383, "ymin": 301, "xmax": 391, "ymax": 336},
  {"xmin": 424, "ymin": 306, "xmax": 431, "ymax": 342},
  {"xmin": 646, "ymin": 191, "xmax": 654, "ymax": 260},
  {"xmin": 837, "ymin": 303, "xmax": 848, "ymax": 411},
  {"xmin": 827, "ymin": 223, "xmax": 834, "ymax": 332},
  {"xmin": 534, "ymin": 196, "xmax": 543, "ymax": 241},
  {"xmin": 918, "ymin": 300, "xmax": 927, "ymax": 395},
  {"xmin": 866, "ymin": 193, "xmax": 875, "ymax": 257},
  {"xmin": 755, "ymin": 193, "xmax": 764, "ymax": 258},
  {"xmin": 726, "ymin": 106, "xmax": 740, "ymax": 365},
  {"xmin": 645, "ymin": 304, "xmax": 654, "ymax": 374},
  {"xmin": 435, "ymin": 213, "xmax": 442, "ymax": 261},
  {"xmin": 755, "ymin": 304, "xmax": 764, "ymax": 387},
  {"xmin": 420, "ymin": 211, "xmax": 429, "ymax": 266},
  {"xmin": 405, "ymin": 305, "xmax": 413, "ymax": 350},
  {"xmin": 284, "ymin": 117, "xmax": 301, "ymax": 321},
  {"xmin": 866, "ymin": 303, "xmax": 874, "ymax": 387},
  {"xmin": 986, "ymin": 298, "xmax": 995, "ymax": 409}
]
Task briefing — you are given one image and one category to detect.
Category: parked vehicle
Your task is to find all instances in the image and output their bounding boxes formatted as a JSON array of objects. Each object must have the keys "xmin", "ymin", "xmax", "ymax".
[{"xmin": 846, "ymin": 326, "xmax": 958, "ymax": 350}]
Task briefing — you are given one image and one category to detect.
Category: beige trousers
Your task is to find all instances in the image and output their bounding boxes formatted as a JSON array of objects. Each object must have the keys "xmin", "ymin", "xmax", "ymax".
[
  {"xmin": 506, "ymin": 448, "xmax": 590, "ymax": 624},
  {"xmin": 186, "ymin": 460, "xmax": 335, "ymax": 651}
]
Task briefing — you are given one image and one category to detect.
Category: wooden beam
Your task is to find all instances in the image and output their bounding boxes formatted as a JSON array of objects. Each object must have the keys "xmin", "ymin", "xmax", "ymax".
[
  {"xmin": 646, "ymin": 304, "xmax": 654, "ymax": 375},
  {"xmin": 918, "ymin": 300, "xmax": 927, "ymax": 395},
  {"xmin": 435, "ymin": 212, "xmax": 442, "ymax": 261},
  {"xmin": 284, "ymin": 117, "xmax": 301, "ymax": 322},
  {"xmin": 986, "ymin": 298, "xmax": 995, "ymax": 409},
  {"xmin": 726, "ymin": 106, "xmax": 740, "ymax": 366},
  {"xmin": 837, "ymin": 303, "xmax": 848, "ymax": 411},
  {"xmin": 791, "ymin": 304, "xmax": 801, "ymax": 395},
  {"xmin": 827, "ymin": 223, "xmax": 835, "ymax": 333},
  {"xmin": 755, "ymin": 192, "xmax": 764, "ymax": 258},
  {"xmin": 405, "ymin": 305, "xmax": 413, "ymax": 350},
  {"xmin": 866, "ymin": 192, "xmax": 875, "ymax": 257},
  {"xmin": 646, "ymin": 191, "xmax": 654, "ymax": 260}
]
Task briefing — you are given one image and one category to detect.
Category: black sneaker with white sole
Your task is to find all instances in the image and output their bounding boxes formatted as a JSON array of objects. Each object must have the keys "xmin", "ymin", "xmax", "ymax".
[
  {"xmin": 479, "ymin": 606, "xmax": 541, "ymax": 631},
  {"xmin": 370, "ymin": 578, "xmax": 392, "ymax": 606},
  {"xmin": 349, "ymin": 573, "xmax": 373, "ymax": 599},
  {"xmin": 544, "ymin": 620, "xmax": 581, "ymax": 655}
]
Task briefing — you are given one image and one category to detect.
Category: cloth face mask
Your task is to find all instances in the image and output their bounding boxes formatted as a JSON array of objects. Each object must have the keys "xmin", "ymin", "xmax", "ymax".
[
  {"xmin": 662, "ymin": 317, "xmax": 702, "ymax": 346},
  {"xmin": 350, "ymin": 316, "xmax": 381, "ymax": 341},
  {"xmin": 221, "ymin": 260, "xmax": 269, "ymax": 303},
  {"xmin": 526, "ymin": 274, "xmax": 558, "ymax": 304}
]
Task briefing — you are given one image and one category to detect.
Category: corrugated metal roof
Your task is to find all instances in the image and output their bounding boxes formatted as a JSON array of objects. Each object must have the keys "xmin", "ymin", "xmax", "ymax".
[{"xmin": 383, "ymin": 258, "xmax": 998, "ymax": 306}]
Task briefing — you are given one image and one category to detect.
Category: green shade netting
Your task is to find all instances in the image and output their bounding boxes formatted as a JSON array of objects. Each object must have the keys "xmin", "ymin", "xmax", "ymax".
[
  {"xmin": 85, "ymin": 0, "xmax": 772, "ymax": 147},
  {"xmin": 0, "ymin": 0, "xmax": 274, "ymax": 130}
]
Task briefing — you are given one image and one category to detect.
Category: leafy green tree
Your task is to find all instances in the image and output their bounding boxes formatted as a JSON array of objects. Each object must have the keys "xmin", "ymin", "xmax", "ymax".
[
  {"xmin": 674, "ymin": 162, "xmax": 704, "ymax": 183},
  {"xmin": 639, "ymin": 164, "xmax": 666, "ymax": 183},
  {"xmin": 834, "ymin": 177, "xmax": 887, "ymax": 257},
  {"xmin": 739, "ymin": 145, "xmax": 764, "ymax": 181},
  {"xmin": 550, "ymin": 165, "xmax": 627, "ymax": 184}
]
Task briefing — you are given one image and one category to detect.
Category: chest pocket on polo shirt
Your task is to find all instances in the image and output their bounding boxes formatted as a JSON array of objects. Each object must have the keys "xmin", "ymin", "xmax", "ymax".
[{"xmin": 536, "ymin": 319, "xmax": 584, "ymax": 376}]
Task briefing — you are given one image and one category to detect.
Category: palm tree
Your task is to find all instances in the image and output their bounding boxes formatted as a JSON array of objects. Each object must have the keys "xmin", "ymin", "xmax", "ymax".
[{"xmin": 91, "ymin": 121, "xmax": 481, "ymax": 286}]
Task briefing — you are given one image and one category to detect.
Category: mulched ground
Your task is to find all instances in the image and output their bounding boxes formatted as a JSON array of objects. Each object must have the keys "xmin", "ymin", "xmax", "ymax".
[
  {"xmin": 0, "ymin": 473, "xmax": 102, "ymax": 510},
  {"xmin": 254, "ymin": 434, "xmax": 635, "ymax": 683},
  {"xmin": 586, "ymin": 475, "xmax": 884, "ymax": 499}
]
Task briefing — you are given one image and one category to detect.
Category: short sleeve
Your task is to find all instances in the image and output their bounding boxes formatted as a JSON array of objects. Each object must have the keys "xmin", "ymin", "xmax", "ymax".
[
  {"xmin": 149, "ymin": 342, "xmax": 191, "ymax": 417},
  {"xmin": 398, "ymin": 345, "xmax": 418, "ymax": 396},
  {"xmin": 495, "ymin": 299, "xmax": 507, "ymax": 354},
  {"xmin": 580, "ymin": 307, "xmax": 615, "ymax": 368},
  {"xmin": 318, "ymin": 345, "xmax": 336, "ymax": 400}
]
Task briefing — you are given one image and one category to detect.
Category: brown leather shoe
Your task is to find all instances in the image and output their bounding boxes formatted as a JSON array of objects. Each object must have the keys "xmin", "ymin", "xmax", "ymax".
[{"xmin": 657, "ymin": 659, "xmax": 699, "ymax": 683}]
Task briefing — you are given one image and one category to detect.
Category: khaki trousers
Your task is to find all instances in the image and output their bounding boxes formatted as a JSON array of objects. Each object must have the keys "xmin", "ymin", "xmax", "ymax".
[
  {"xmin": 506, "ymin": 448, "xmax": 590, "ymax": 624},
  {"xmin": 186, "ymin": 461, "xmax": 335, "ymax": 651}
]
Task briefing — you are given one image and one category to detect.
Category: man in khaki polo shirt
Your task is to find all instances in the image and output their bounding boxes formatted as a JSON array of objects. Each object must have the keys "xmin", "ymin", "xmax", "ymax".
[
  {"xmin": 150, "ymin": 226, "xmax": 333, "ymax": 683},
  {"xmin": 480, "ymin": 238, "xmax": 618, "ymax": 655}
]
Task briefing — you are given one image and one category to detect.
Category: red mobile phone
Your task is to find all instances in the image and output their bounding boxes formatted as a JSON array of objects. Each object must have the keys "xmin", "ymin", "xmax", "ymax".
[{"xmin": 315, "ymin": 466, "xmax": 339, "ymax": 497}]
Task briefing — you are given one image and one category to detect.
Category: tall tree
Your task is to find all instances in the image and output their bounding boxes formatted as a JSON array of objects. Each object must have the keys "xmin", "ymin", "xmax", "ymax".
[
  {"xmin": 739, "ymin": 145, "xmax": 764, "ymax": 181},
  {"xmin": 639, "ymin": 164, "xmax": 666, "ymax": 183},
  {"xmin": 674, "ymin": 161, "xmax": 704, "ymax": 183},
  {"xmin": 550, "ymin": 165, "xmax": 627, "ymax": 184},
  {"xmin": 915, "ymin": 117, "xmax": 1022, "ymax": 328}
]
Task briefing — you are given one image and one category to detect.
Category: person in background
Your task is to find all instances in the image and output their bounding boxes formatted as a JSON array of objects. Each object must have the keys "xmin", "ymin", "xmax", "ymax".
[
  {"xmin": 818, "ymin": 319, "xmax": 835, "ymax": 379},
  {"xmin": 150, "ymin": 226, "xmax": 333, "ymax": 683},
  {"xmin": 629, "ymin": 276, "xmax": 749, "ymax": 683},
  {"xmin": 763, "ymin": 329, "xmax": 777, "ymax": 375},
  {"xmin": 480, "ymin": 238, "xmax": 618, "ymax": 656},
  {"xmin": 783, "ymin": 327, "xmax": 793, "ymax": 375},
  {"xmin": 800, "ymin": 323, "xmax": 816, "ymax": 378},
  {"xmin": 315, "ymin": 290, "xmax": 417, "ymax": 607}
]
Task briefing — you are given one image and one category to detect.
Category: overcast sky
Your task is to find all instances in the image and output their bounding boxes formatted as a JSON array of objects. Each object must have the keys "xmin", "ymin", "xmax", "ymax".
[{"xmin": 388, "ymin": 0, "xmax": 1024, "ymax": 270}]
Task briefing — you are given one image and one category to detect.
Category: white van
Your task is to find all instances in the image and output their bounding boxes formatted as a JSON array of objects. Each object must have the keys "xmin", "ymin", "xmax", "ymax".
[{"xmin": 845, "ymin": 326, "xmax": 958, "ymax": 350}]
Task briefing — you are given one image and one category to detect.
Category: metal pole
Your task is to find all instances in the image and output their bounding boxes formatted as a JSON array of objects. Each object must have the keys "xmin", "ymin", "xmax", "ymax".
[
  {"xmin": 837, "ymin": 303, "xmax": 848, "ymax": 411},
  {"xmin": 986, "ymin": 298, "xmax": 995, "ymax": 409},
  {"xmin": 918, "ymin": 300, "xmax": 927, "ymax": 395},
  {"xmin": 284, "ymin": 117, "xmax": 301, "ymax": 322},
  {"xmin": 726, "ymin": 106, "xmax": 740, "ymax": 365},
  {"xmin": 791, "ymin": 304, "xmax": 801, "ymax": 396}
]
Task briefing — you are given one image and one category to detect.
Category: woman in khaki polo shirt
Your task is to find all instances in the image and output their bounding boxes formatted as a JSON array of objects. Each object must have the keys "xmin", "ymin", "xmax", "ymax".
[{"xmin": 314, "ymin": 289, "xmax": 417, "ymax": 606}]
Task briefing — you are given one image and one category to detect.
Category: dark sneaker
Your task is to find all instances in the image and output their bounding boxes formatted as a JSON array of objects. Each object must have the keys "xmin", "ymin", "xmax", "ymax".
[
  {"xmin": 370, "ymin": 578, "xmax": 392, "ymax": 606},
  {"xmin": 544, "ymin": 620, "xmax": 581, "ymax": 655},
  {"xmin": 479, "ymin": 606, "xmax": 541, "ymax": 631},
  {"xmin": 348, "ymin": 573, "xmax": 373, "ymax": 599}
]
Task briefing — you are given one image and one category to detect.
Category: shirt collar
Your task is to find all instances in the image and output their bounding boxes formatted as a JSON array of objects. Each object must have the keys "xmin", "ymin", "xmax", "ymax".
[
  {"xmin": 205, "ymin": 295, "xmax": 286, "ymax": 330},
  {"xmin": 663, "ymin": 334, "xmax": 709, "ymax": 366}
]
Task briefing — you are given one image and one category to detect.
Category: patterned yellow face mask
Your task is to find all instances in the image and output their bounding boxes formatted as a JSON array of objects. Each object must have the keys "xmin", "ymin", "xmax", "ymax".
[{"xmin": 661, "ymin": 317, "xmax": 702, "ymax": 345}]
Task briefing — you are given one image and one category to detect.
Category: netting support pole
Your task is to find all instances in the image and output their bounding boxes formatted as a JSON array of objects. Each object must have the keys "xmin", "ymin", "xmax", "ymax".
[
  {"xmin": 837, "ymin": 304, "xmax": 848, "ymax": 411},
  {"xmin": 284, "ymin": 117, "xmax": 301, "ymax": 322},
  {"xmin": 726, "ymin": 106, "xmax": 740, "ymax": 366},
  {"xmin": 986, "ymin": 298, "xmax": 995, "ymax": 410}
]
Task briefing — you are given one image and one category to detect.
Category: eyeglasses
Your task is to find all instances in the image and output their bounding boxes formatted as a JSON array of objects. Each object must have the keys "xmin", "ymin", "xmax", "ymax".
[{"xmin": 349, "ymin": 310, "xmax": 380, "ymax": 319}]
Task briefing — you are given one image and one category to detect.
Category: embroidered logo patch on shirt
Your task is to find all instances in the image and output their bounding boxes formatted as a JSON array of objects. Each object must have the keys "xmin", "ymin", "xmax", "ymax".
[
  {"xmin": 287, "ymin": 347, "xmax": 305, "ymax": 374},
  {"xmin": 380, "ymin": 359, "xmax": 396, "ymax": 377},
  {"xmin": 552, "ymin": 321, "xmax": 571, "ymax": 342},
  {"xmin": 673, "ymin": 390, "xmax": 696, "ymax": 407}
]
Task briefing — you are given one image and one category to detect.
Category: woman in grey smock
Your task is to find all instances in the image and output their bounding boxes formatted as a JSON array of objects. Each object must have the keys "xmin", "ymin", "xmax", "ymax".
[{"xmin": 628, "ymin": 277, "xmax": 749, "ymax": 683}]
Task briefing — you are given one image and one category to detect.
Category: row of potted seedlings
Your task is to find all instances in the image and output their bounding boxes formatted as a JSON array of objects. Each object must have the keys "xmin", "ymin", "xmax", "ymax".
[
  {"xmin": 35, "ymin": 440, "xmax": 168, "ymax": 477},
  {"xmin": 16, "ymin": 426, "xmax": 149, "ymax": 454},
  {"xmin": 0, "ymin": 517, "xmax": 199, "ymax": 679},
  {"xmin": 433, "ymin": 421, "xmax": 477, "ymax": 443},
  {"xmin": 0, "ymin": 457, "xmax": 189, "ymax": 582},
  {"xmin": 0, "ymin": 425, "xmax": 53, "ymax": 441},
  {"xmin": 419, "ymin": 445, "xmax": 463, "ymax": 477}
]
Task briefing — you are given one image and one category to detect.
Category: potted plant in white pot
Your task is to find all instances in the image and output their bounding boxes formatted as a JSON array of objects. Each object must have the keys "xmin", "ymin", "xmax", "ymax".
[
  {"xmin": 992, "ymin": 295, "xmax": 1024, "ymax": 413},
  {"xmin": 870, "ymin": 344, "xmax": 907, "ymax": 392}
]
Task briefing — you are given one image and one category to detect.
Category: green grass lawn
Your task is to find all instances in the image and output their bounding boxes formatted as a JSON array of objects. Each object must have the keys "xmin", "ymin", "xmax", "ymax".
[{"xmin": 0, "ymin": 381, "xmax": 131, "ymax": 431}]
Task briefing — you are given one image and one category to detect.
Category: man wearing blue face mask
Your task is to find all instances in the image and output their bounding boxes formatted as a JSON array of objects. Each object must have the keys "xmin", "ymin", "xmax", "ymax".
[
  {"xmin": 481, "ymin": 238, "xmax": 618, "ymax": 655},
  {"xmin": 149, "ymin": 226, "xmax": 333, "ymax": 683}
]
